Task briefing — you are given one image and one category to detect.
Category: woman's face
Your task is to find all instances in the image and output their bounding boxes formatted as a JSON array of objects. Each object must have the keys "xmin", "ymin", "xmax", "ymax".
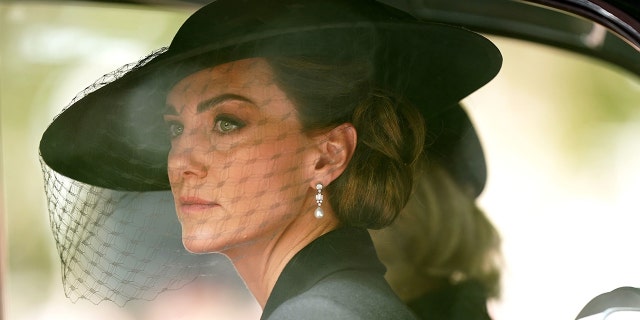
[{"xmin": 164, "ymin": 58, "xmax": 316, "ymax": 253}]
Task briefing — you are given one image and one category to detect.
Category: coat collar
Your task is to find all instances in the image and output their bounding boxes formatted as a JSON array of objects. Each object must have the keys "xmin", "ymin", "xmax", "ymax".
[{"xmin": 261, "ymin": 227, "xmax": 386, "ymax": 319}]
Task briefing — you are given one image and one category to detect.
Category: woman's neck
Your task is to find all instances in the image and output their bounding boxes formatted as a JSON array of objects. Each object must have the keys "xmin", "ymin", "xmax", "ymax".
[{"xmin": 223, "ymin": 203, "xmax": 340, "ymax": 307}]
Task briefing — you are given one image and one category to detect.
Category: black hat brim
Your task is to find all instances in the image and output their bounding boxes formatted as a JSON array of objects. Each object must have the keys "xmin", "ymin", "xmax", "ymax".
[{"xmin": 39, "ymin": 1, "xmax": 501, "ymax": 193}]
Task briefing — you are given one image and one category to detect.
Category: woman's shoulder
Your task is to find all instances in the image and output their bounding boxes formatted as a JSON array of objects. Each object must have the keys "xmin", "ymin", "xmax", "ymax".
[
  {"xmin": 267, "ymin": 269, "xmax": 418, "ymax": 320},
  {"xmin": 263, "ymin": 227, "xmax": 417, "ymax": 319}
]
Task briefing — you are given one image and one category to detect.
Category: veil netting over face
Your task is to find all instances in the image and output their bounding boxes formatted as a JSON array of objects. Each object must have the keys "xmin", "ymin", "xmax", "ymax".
[{"xmin": 38, "ymin": 0, "xmax": 501, "ymax": 306}]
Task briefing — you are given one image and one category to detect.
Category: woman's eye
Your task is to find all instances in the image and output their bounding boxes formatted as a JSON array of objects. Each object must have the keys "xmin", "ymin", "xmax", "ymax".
[
  {"xmin": 167, "ymin": 122, "xmax": 184, "ymax": 138},
  {"xmin": 214, "ymin": 116, "xmax": 244, "ymax": 133}
]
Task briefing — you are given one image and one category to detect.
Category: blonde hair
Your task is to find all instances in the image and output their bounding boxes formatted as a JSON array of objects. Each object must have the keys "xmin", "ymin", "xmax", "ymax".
[{"xmin": 370, "ymin": 159, "xmax": 502, "ymax": 302}]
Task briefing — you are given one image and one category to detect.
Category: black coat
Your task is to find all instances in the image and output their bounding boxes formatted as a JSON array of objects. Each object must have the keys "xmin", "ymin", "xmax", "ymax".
[
  {"xmin": 262, "ymin": 227, "xmax": 417, "ymax": 320},
  {"xmin": 408, "ymin": 280, "xmax": 493, "ymax": 320}
]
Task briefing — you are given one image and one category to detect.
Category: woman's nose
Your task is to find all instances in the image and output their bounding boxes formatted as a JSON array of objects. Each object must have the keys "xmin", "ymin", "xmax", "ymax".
[{"xmin": 168, "ymin": 135, "xmax": 209, "ymax": 181}]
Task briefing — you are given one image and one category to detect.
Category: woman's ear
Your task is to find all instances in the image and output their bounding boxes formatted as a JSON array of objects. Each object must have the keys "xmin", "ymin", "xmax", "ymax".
[{"xmin": 311, "ymin": 123, "xmax": 357, "ymax": 186}]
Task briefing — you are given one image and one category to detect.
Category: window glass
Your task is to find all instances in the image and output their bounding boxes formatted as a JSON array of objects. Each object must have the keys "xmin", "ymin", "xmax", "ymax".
[{"xmin": 1, "ymin": 3, "xmax": 638, "ymax": 320}]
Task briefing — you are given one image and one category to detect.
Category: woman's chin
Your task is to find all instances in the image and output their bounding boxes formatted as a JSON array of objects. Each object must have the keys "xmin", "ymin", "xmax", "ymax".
[{"xmin": 181, "ymin": 234, "xmax": 223, "ymax": 254}]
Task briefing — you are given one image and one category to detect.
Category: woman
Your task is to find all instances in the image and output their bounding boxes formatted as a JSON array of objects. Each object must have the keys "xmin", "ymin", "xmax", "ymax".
[
  {"xmin": 371, "ymin": 105, "xmax": 503, "ymax": 320},
  {"xmin": 371, "ymin": 161, "xmax": 502, "ymax": 319},
  {"xmin": 39, "ymin": 0, "xmax": 502, "ymax": 318}
]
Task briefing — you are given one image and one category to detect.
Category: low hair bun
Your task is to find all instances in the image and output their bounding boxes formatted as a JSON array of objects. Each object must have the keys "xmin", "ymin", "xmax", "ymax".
[
  {"xmin": 268, "ymin": 56, "xmax": 426, "ymax": 229},
  {"xmin": 330, "ymin": 90, "xmax": 425, "ymax": 229}
]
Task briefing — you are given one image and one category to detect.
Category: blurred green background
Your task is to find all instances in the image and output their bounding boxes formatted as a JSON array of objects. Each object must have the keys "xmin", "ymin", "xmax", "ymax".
[
  {"xmin": 0, "ymin": 3, "xmax": 192, "ymax": 319},
  {"xmin": 1, "ymin": 2, "xmax": 639, "ymax": 320}
]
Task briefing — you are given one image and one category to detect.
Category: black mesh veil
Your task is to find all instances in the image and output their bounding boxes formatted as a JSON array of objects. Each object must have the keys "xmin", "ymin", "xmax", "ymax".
[
  {"xmin": 40, "ymin": 48, "xmax": 239, "ymax": 305},
  {"xmin": 38, "ymin": 0, "xmax": 502, "ymax": 308}
]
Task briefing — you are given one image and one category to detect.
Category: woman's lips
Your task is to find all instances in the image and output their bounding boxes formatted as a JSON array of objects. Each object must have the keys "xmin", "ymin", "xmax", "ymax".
[{"xmin": 178, "ymin": 197, "xmax": 220, "ymax": 213}]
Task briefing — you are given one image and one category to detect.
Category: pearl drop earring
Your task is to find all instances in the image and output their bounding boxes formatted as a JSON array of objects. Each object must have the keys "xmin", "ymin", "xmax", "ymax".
[{"xmin": 314, "ymin": 183, "xmax": 324, "ymax": 219}]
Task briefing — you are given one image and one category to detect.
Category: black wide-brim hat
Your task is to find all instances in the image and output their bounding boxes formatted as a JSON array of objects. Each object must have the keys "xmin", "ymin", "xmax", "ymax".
[{"xmin": 40, "ymin": 0, "xmax": 501, "ymax": 195}]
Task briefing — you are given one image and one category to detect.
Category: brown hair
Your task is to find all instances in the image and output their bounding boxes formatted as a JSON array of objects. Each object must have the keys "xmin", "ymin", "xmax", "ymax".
[
  {"xmin": 370, "ymin": 160, "xmax": 502, "ymax": 301},
  {"xmin": 267, "ymin": 56, "xmax": 425, "ymax": 229}
]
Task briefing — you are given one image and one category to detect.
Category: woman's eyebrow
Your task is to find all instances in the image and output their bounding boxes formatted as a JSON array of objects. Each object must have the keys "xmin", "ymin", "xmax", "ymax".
[
  {"xmin": 163, "ymin": 104, "xmax": 178, "ymax": 116},
  {"xmin": 164, "ymin": 93, "xmax": 256, "ymax": 116},
  {"xmin": 196, "ymin": 94, "xmax": 255, "ymax": 114}
]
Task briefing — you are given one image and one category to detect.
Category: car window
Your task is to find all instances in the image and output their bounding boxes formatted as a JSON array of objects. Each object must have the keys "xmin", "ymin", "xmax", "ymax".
[{"xmin": 1, "ymin": 2, "xmax": 638, "ymax": 320}]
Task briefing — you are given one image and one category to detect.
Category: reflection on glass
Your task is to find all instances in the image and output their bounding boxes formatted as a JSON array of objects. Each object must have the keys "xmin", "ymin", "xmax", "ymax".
[
  {"xmin": 580, "ymin": 309, "xmax": 640, "ymax": 320},
  {"xmin": 1, "ymin": 2, "xmax": 639, "ymax": 320}
]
